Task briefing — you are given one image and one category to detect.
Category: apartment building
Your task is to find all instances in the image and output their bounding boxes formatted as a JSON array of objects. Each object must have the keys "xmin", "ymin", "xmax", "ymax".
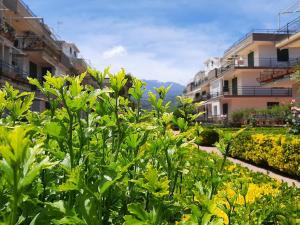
[
  {"xmin": 184, "ymin": 27, "xmax": 299, "ymax": 121},
  {"xmin": 0, "ymin": 0, "xmax": 87, "ymax": 111},
  {"xmin": 257, "ymin": 16, "xmax": 300, "ymax": 102}
]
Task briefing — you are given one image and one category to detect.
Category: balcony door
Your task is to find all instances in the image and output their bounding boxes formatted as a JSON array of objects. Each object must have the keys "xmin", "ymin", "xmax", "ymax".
[
  {"xmin": 277, "ymin": 49, "xmax": 289, "ymax": 62},
  {"xmin": 248, "ymin": 52, "xmax": 254, "ymax": 67},
  {"xmin": 222, "ymin": 103, "xmax": 228, "ymax": 115},
  {"xmin": 232, "ymin": 78, "xmax": 238, "ymax": 95}
]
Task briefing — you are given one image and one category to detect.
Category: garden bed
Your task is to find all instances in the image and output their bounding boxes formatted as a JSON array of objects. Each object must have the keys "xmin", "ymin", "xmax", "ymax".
[{"xmin": 0, "ymin": 69, "xmax": 298, "ymax": 224}]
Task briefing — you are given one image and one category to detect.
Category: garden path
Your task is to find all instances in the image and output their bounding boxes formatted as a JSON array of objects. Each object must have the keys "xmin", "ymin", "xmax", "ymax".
[{"xmin": 200, "ymin": 146, "xmax": 300, "ymax": 188}]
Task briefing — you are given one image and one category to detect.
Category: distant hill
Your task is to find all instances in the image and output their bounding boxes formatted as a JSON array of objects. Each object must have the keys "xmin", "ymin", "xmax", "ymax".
[{"xmin": 141, "ymin": 80, "xmax": 185, "ymax": 110}]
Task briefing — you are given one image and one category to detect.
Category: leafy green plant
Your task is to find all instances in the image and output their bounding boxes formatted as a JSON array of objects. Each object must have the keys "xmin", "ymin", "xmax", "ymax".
[{"xmin": 0, "ymin": 67, "xmax": 297, "ymax": 225}]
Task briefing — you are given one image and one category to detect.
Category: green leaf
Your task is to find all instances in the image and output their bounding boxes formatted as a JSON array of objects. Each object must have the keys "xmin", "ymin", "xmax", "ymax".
[
  {"xmin": 44, "ymin": 122, "xmax": 66, "ymax": 139},
  {"xmin": 127, "ymin": 203, "xmax": 148, "ymax": 221}
]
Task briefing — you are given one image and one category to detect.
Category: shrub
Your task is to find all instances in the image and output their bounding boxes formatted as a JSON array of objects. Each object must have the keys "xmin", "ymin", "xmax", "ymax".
[
  {"xmin": 196, "ymin": 128, "xmax": 219, "ymax": 146},
  {"xmin": 230, "ymin": 132, "xmax": 300, "ymax": 177},
  {"xmin": 230, "ymin": 110, "xmax": 247, "ymax": 127}
]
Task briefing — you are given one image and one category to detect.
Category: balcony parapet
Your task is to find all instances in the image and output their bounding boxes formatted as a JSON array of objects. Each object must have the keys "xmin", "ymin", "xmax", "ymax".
[
  {"xmin": 201, "ymin": 86, "xmax": 292, "ymax": 101},
  {"xmin": 0, "ymin": 59, "xmax": 30, "ymax": 85},
  {"xmin": 224, "ymin": 29, "xmax": 290, "ymax": 57}
]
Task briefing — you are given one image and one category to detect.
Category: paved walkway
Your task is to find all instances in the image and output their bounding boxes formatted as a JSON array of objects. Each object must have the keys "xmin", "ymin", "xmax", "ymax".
[{"xmin": 200, "ymin": 146, "xmax": 300, "ymax": 188}]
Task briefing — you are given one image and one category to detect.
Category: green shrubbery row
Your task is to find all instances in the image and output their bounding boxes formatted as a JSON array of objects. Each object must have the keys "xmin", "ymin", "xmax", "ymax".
[{"xmin": 230, "ymin": 132, "xmax": 300, "ymax": 177}]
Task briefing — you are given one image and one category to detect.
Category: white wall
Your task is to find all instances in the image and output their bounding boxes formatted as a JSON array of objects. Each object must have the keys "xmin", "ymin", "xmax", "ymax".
[
  {"xmin": 289, "ymin": 48, "xmax": 300, "ymax": 59},
  {"xmin": 211, "ymin": 101, "xmax": 221, "ymax": 116},
  {"xmin": 238, "ymin": 71, "xmax": 260, "ymax": 87},
  {"xmin": 210, "ymin": 79, "xmax": 222, "ymax": 95}
]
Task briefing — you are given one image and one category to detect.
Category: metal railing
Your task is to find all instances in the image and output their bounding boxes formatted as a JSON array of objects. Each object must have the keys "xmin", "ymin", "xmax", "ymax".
[
  {"xmin": 278, "ymin": 16, "xmax": 300, "ymax": 37},
  {"xmin": 258, "ymin": 68, "xmax": 295, "ymax": 83},
  {"xmin": 216, "ymin": 57, "xmax": 300, "ymax": 78},
  {"xmin": 0, "ymin": 59, "xmax": 29, "ymax": 78},
  {"xmin": 224, "ymin": 29, "xmax": 288, "ymax": 55},
  {"xmin": 197, "ymin": 86, "xmax": 292, "ymax": 101}
]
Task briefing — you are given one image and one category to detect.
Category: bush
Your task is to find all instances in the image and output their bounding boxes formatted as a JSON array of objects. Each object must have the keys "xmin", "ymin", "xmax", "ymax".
[
  {"xmin": 196, "ymin": 128, "xmax": 219, "ymax": 147},
  {"xmin": 229, "ymin": 105, "xmax": 291, "ymax": 127},
  {"xmin": 230, "ymin": 132, "xmax": 300, "ymax": 177}
]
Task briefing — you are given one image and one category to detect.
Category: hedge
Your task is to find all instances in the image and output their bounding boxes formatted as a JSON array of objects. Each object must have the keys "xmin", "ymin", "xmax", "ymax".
[
  {"xmin": 230, "ymin": 132, "xmax": 300, "ymax": 177},
  {"xmin": 195, "ymin": 128, "xmax": 219, "ymax": 147}
]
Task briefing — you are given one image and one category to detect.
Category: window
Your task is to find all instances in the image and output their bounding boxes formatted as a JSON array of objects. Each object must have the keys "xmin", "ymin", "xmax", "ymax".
[
  {"xmin": 267, "ymin": 102, "xmax": 279, "ymax": 109},
  {"xmin": 248, "ymin": 52, "xmax": 254, "ymax": 67},
  {"xmin": 223, "ymin": 103, "xmax": 228, "ymax": 115},
  {"xmin": 277, "ymin": 49, "xmax": 289, "ymax": 62},
  {"xmin": 213, "ymin": 106, "xmax": 218, "ymax": 116},
  {"xmin": 223, "ymin": 80, "xmax": 229, "ymax": 92}
]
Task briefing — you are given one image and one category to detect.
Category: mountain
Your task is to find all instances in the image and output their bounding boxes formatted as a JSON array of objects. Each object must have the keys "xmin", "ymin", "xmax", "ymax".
[{"xmin": 141, "ymin": 80, "xmax": 185, "ymax": 109}]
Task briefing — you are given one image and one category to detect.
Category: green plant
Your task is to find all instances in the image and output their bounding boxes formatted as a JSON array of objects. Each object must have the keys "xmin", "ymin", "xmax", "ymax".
[
  {"xmin": 196, "ymin": 128, "xmax": 219, "ymax": 147},
  {"xmin": 230, "ymin": 132, "xmax": 300, "ymax": 176},
  {"xmin": 0, "ymin": 67, "xmax": 298, "ymax": 225}
]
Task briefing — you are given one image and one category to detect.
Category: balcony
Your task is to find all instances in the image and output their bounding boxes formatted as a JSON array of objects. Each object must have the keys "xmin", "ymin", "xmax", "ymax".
[
  {"xmin": 71, "ymin": 58, "xmax": 87, "ymax": 73},
  {"xmin": 0, "ymin": 19, "xmax": 16, "ymax": 42},
  {"xmin": 60, "ymin": 52, "xmax": 73, "ymax": 70},
  {"xmin": 257, "ymin": 69, "xmax": 295, "ymax": 84},
  {"xmin": 15, "ymin": 35, "xmax": 60, "ymax": 60},
  {"xmin": 0, "ymin": 59, "xmax": 29, "ymax": 80},
  {"xmin": 216, "ymin": 57, "xmax": 299, "ymax": 78},
  {"xmin": 206, "ymin": 86, "xmax": 292, "ymax": 99},
  {"xmin": 224, "ymin": 29, "xmax": 290, "ymax": 57}
]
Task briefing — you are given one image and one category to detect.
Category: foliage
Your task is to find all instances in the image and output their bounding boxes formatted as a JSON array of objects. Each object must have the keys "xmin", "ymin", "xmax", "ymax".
[
  {"xmin": 230, "ymin": 132, "xmax": 300, "ymax": 177},
  {"xmin": 195, "ymin": 128, "xmax": 219, "ymax": 147},
  {"xmin": 229, "ymin": 105, "xmax": 291, "ymax": 127},
  {"xmin": 0, "ymin": 68, "xmax": 298, "ymax": 224}
]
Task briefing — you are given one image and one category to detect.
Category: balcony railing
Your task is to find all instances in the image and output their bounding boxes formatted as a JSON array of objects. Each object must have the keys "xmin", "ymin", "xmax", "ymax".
[
  {"xmin": 195, "ymin": 86, "xmax": 292, "ymax": 101},
  {"xmin": 217, "ymin": 57, "xmax": 300, "ymax": 78},
  {"xmin": 16, "ymin": 35, "xmax": 60, "ymax": 59},
  {"xmin": 224, "ymin": 29, "xmax": 291, "ymax": 56},
  {"xmin": 257, "ymin": 68, "xmax": 295, "ymax": 83},
  {"xmin": 0, "ymin": 18, "xmax": 16, "ymax": 42},
  {"xmin": 0, "ymin": 59, "xmax": 29, "ymax": 78},
  {"xmin": 278, "ymin": 16, "xmax": 300, "ymax": 37}
]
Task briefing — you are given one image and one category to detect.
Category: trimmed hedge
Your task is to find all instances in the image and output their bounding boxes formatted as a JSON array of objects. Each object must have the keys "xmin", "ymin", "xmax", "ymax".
[
  {"xmin": 196, "ymin": 129, "xmax": 219, "ymax": 147},
  {"xmin": 230, "ymin": 132, "xmax": 300, "ymax": 177}
]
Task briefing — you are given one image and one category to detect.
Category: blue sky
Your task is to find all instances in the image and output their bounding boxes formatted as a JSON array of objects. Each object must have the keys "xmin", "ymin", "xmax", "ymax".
[{"xmin": 23, "ymin": 0, "xmax": 298, "ymax": 83}]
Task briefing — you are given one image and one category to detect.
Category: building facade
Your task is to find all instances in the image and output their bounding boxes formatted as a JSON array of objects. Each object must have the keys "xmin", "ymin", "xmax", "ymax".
[
  {"xmin": 184, "ymin": 23, "xmax": 300, "ymax": 122},
  {"xmin": 0, "ymin": 0, "xmax": 87, "ymax": 111}
]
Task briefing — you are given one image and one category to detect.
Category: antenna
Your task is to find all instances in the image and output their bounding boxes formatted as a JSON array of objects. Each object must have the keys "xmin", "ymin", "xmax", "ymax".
[{"xmin": 278, "ymin": 0, "xmax": 300, "ymax": 28}]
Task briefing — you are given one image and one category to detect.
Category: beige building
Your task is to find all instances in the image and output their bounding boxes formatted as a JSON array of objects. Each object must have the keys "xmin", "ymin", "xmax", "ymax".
[
  {"xmin": 257, "ymin": 17, "xmax": 300, "ymax": 102},
  {"xmin": 0, "ymin": 0, "xmax": 87, "ymax": 111},
  {"xmin": 184, "ymin": 28, "xmax": 299, "ymax": 121}
]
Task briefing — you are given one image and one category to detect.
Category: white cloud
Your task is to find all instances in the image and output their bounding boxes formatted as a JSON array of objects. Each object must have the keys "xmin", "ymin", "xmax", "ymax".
[
  {"xmin": 76, "ymin": 20, "xmax": 231, "ymax": 84},
  {"xmin": 33, "ymin": 0, "xmax": 295, "ymax": 84},
  {"xmin": 102, "ymin": 45, "xmax": 127, "ymax": 59}
]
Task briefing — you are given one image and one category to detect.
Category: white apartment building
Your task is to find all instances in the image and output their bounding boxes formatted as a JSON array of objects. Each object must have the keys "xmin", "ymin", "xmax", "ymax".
[{"xmin": 185, "ymin": 29, "xmax": 299, "ymax": 121}]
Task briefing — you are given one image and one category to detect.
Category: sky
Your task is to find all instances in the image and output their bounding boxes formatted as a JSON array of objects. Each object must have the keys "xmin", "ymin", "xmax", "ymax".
[{"xmin": 23, "ymin": 0, "xmax": 299, "ymax": 84}]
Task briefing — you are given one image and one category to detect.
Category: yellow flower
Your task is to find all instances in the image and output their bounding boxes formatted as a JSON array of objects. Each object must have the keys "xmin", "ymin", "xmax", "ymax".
[
  {"xmin": 182, "ymin": 214, "xmax": 191, "ymax": 222},
  {"xmin": 226, "ymin": 164, "xmax": 237, "ymax": 172}
]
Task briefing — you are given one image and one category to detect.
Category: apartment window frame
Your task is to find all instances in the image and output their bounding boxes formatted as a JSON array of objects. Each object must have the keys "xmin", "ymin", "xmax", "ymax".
[{"xmin": 277, "ymin": 48, "xmax": 289, "ymax": 62}]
